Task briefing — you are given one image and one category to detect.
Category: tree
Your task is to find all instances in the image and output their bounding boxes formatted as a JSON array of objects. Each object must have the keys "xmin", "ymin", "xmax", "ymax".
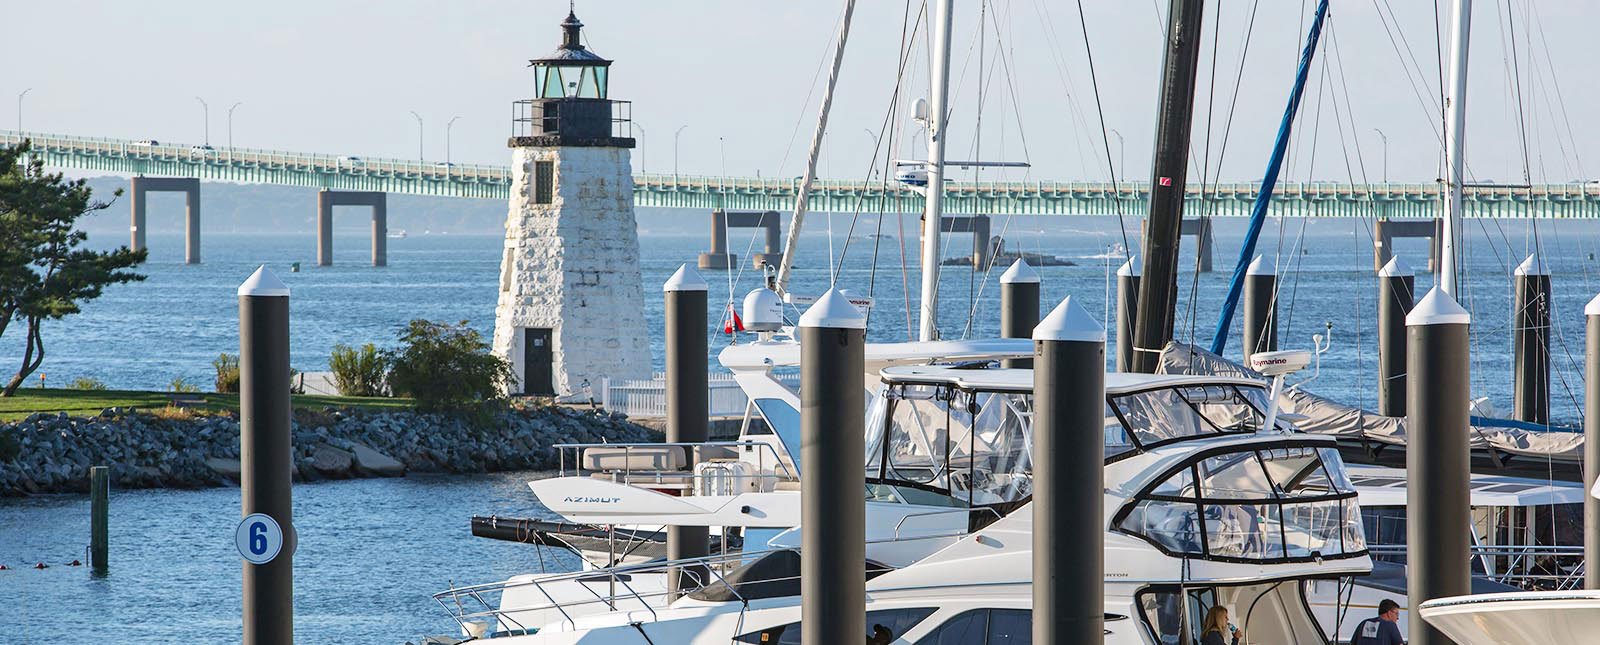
[
  {"xmin": 0, "ymin": 141, "xmax": 147, "ymax": 396},
  {"xmin": 385, "ymin": 320, "xmax": 512, "ymax": 414}
]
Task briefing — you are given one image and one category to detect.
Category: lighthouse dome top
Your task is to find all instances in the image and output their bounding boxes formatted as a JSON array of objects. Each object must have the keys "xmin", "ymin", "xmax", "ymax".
[{"xmin": 531, "ymin": 11, "xmax": 612, "ymax": 67}]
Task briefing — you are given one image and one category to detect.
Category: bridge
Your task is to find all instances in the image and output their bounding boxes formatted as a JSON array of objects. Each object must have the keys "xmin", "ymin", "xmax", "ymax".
[{"xmin": 9, "ymin": 130, "xmax": 1600, "ymax": 220}]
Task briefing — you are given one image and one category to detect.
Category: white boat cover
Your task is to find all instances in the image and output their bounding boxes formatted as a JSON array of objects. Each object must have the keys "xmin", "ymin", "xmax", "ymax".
[{"xmin": 1157, "ymin": 342, "xmax": 1584, "ymax": 462}]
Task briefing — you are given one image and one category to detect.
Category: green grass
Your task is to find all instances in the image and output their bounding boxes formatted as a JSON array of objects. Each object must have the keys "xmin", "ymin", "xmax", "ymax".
[{"xmin": 0, "ymin": 388, "xmax": 414, "ymax": 421}]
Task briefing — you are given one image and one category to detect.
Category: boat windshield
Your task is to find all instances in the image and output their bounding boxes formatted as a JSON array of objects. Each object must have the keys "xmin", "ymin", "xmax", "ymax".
[
  {"xmin": 1109, "ymin": 384, "xmax": 1269, "ymax": 449},
  {"xmin": 1114, "ymin": 444, "xmax": 1366, "ymax": 562},
  {"xmin": 867, "ymin": 380, "xmax": 1273, "ymax": 505}
]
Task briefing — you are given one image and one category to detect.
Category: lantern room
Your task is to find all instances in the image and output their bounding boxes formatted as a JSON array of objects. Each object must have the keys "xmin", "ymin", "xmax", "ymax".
[
  {"xmin": 531, "ymin": 11, "xmax": 611, "ymax": 99},
  {"xmin": 511, "ymin": 9, "xmax": 632, "ymax": 146}
]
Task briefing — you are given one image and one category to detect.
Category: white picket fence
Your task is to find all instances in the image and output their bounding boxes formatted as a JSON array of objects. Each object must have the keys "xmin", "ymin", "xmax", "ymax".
[{"xmin": 602, "ymin": 372, "xmax": 795, "ymax": 419}]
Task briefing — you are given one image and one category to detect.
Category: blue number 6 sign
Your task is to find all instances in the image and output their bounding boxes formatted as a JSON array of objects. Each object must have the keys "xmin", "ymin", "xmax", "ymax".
[{"xmin": 235, "ymin": 513, "xmax": 284, "ymax": 565}]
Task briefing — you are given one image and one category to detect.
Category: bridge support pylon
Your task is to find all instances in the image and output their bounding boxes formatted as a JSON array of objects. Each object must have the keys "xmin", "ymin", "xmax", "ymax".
[
  {"xmin": 1139, "ymin": 217, "xmax": 1213, "ymax": 272},
  {"xmin": 940, "ymin": 215, "xmax": 994, "ymax": 270},
  {"xmin": 316, "ymin": 190, "xmax": 387, "ymax": 267},
  {"xmin": 698, "ymin": 210, "xmax": 783, "ymax": 270},
  {"xmin": 1373, "ymin": 218, "xmax": 1441, "ymax": 273},
  {"xmin": 130, "ymin": 176, "xmax": 202, "ymax": 264}
]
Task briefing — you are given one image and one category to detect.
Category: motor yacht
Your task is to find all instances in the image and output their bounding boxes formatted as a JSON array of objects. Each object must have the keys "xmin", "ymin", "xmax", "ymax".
[{"xmin": 431, "ymin": 363, "xmax": 1373, "ymax": 643}]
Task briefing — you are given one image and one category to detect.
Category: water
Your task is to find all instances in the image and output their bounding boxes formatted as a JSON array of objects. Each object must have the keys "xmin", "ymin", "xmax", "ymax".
[
  {"xmin": 11, "ymin": 215, "xmax": 1598, "ymax": 421},
  {"xmin": 2, "ymin": 472, "xmax": 581, "ymax": 643},
  {"xmin": 3, "ymin": 214, "xmax": 1599, "ymax": 641}
]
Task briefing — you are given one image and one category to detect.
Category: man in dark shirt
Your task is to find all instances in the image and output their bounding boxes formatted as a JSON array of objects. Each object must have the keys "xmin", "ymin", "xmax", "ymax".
[{"xmin": 1352, "ymin": 598, "xmax": 1405, "ymax": 645}]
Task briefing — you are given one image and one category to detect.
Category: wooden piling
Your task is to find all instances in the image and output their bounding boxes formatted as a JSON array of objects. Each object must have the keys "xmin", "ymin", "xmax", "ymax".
[{"xmin": 90, "ymin": 465, "xmax": 108, "ymax": 574}]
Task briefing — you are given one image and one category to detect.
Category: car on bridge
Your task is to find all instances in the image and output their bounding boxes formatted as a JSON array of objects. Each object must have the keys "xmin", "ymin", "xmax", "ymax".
[
  {"xmin": 339, "ymin": 156, "xmax": 364, "ymax": 168},
  {"xmin": 133, "ymin": 139, "xmax": 159, "ymax": 147},
  {"xmin": 189, "ymin": 145, "xmax": 215, "ymax": 158}
]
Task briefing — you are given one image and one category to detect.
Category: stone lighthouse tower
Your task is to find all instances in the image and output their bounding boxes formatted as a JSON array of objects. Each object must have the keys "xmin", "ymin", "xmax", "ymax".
[{"xmin": 492, "ymin": 10, "xmax": 648, "ymax": 398}]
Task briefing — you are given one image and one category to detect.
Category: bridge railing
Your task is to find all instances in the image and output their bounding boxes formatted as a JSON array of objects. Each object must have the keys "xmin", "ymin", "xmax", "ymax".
[
  {"xmin": 1, "ymin": 130, "xmax": 512, "ymax": 184},
  {"xmin": 6, "ymin": 129, "xmax": 1600, "ymax": 213}
]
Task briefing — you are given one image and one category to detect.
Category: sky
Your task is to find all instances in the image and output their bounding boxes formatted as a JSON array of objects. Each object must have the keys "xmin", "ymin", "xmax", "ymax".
[{"xmin": 5, "ymin": 0, "xmax": 1598, "ymax": 184}]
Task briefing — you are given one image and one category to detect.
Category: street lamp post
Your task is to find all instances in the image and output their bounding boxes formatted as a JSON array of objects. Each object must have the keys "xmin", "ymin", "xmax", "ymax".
[
  {"xmin": 445, "ymin": 115, "xmax": 461, "ymax": 166},
  {"xmin": 1109, "ymin": 128, "xmax": 1126, "ymax": 181},
  {"xmin": 863, "ymin": 128, "xmax": 881, "ymax": 178},
  {"xmin": 227, "ymin": 102, "xmax": 243, "ymax": 150},
  {"xmin": 195, "ymin": 96, "xmax": 210, "ymax": 146},
  {"xmin": 409, "ymin": 111, "xmax": 424, "ymax": 163},
  {"xmin": 17, "ymin": 88, "xmax": 32, "ymax": 133},
  {"xmin": 1372, "ymin": 128, "xmax": 1389, "ymax": 183},
  {"xmin": 674, "ymin": 125, "xmax": 688, "ymax": 180}
]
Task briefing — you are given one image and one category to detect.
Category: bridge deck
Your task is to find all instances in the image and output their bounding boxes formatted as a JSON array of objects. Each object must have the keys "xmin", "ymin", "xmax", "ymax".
[{"xmin": 6, "ymin": 130, "xmax": 1598, "ymax": 217}]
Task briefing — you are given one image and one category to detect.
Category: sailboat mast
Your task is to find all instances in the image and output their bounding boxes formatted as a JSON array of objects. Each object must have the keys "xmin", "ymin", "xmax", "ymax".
[
  {"xmin": 1441, "ymin": 0, "xmax": 1471, "ymax": 297},
  {"xmin": 1130, "ymin": 0, "xmax": 1207, "ymax": 373},
  {"xmin": 774, "ymin": 0, "xmax": 858, "ymax": 295},
  {"xmin": 918, "ymin": 0, "xmax": 954, "ymax": 342}
]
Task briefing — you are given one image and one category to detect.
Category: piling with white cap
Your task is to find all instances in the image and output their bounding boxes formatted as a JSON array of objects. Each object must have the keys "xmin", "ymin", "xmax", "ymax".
[
  {"xmin": 1405, "ymin": 286, "xmax": 1471, "ymax": 645},
  {"xmin": 1032, "ymin": 296, "xmax": 1106, "ymax": 644},
  {"xmin": 238, "ymin": 265, "xmax": 294, "ymax": 645},
  {"xmin": 799, "ymin": 288, "xmax": 867, "ymax": 645},
  {"xmin": 1115, "ymin": 255, "xmax": 1141, "ymax": 372},
  {"xmin": 663, "ymin": 264, "xmax": 709, "ymax": 594},
  {"xmin": 1378, "ymin": 256, "xmax": 1415, "ymax": 417},
  {"xmin": 1243, "ymin": 255, "xmax": 1278, "ymax": 364},
  {"xmin": 1585, "ymin": 293, "xmax": 1600, "ymax": 589},
  {"xmin": 1000, "ymin": 259, "xmax": 1041, "ymax": 368},
  {"xmin": 1513, "ymin": 252, "xmax": 1551, "ymax": 424}
]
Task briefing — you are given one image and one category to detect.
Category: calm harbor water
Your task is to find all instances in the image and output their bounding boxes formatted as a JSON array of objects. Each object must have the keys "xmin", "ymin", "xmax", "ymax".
[{"xmin": 3, "ymin": 214, "xmax": 1600, "ymax": 642}]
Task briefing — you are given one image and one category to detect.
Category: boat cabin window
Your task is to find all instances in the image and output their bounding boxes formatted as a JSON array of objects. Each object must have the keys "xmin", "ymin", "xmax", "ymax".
[
  {"xmin": 874, "ymin": 385, "xmax": 1050, "ymax": 506},
  {"xmin": 1110, "ymin": 384, "xmax": 1268, "ymax": 448},
  {"xmin": 913, "ymin": 608, "xmax": 1032, "ymax": 645},
  {"xmin": 1115, "ymin": 445, "xmax": 1366, "ymax": 562},
  {"xmin": 735, "ymin": 607, "xmax": 936, "ymax": 645}
]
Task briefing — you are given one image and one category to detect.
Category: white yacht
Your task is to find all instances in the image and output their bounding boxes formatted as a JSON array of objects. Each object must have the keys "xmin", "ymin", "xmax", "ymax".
[{"xmin": 432, "ymin": 363, "xmax": 1373, "ymax": 643}]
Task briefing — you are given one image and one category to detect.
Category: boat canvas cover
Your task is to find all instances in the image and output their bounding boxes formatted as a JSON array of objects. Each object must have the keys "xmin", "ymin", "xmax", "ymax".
[{"xmin": 1157, "ymin": 342, "xmax": 1584, "ymax": 462}]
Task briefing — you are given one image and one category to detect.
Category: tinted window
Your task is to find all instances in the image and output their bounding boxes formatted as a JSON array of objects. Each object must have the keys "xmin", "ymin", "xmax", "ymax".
[
  {"xmin": 986, "ymin": 609, "xmax": 1032, "ymax": 643},
  {"xmin": 737, "ymin": 607, "xmax": 936, "ymax": 645},
  {"xmin": 915, "ymin": 609, "xmax": 1034, "ymax": 644},
  {"xmin": 916, "ymin": 610, "xmax": 989, "ymax": 645}
]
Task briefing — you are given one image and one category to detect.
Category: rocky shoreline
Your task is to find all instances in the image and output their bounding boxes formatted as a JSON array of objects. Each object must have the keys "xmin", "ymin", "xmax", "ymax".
[{"xmin": 0, "ymin": 405, "xmax": 661, "ymax": 497}]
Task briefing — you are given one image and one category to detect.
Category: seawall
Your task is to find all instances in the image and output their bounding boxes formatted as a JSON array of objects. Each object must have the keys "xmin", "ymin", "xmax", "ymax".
[{"xmin": 0, "ymin": 405, "xmax": 660, "ymax": 496}]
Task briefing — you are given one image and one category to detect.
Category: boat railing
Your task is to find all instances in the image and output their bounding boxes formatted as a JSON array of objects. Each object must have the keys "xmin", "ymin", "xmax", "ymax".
[
  {"xmin": 433, "ymin": 529, "xmax": 966, "ymax": 637},
  {"xmin": 1367, "ymin": 543, "xmax": 1586, "ymax": 589},
  {"xmin": 555, "ymin": 440, "xmax": 798, "ymax": 493}
]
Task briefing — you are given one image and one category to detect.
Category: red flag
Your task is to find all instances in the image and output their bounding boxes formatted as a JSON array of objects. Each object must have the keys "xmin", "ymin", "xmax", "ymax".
[{"xmin": 724, "ymin": 305, "xmax": 744, "ymax": 334}]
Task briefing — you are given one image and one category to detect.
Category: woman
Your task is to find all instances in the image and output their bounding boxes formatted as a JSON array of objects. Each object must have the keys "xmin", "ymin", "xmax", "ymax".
[{"xmin": 1200, "ymin": 605, "xmax": 1244, "ymax": 645}]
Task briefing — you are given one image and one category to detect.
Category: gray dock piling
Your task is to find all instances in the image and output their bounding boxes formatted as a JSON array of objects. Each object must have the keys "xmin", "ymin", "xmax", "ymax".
[
  {"xmin": 663, "ymin": 264, "xmax": 709, "ymax": 595},
  {"xmin": 1032, "ymin": 296, "xmax": 1107, "ymax": 644},
  {"xmin": 799, "ymin": 288, "xmax": 866, "ymax": 645},
  {"xmin": 1586, "ymin": 293, "xmax": 1600, "ymax": 589},
  {"xmin": 1116, "ymin": 255, "xmax": 1140, "ymax": 372},
  {"xmin": 1513, "ymin": 253, "xmax": 1550, "ymax": 424},
  {"xmin": 1406, "ymin": 287, "xmax": 1472, "ymax": 645},
  {"xmin": 1242, "ymin": 255, "xmax": 1277, "ymax": 362},
  {"xmin": 239, "ymin": 266, "xmax": 294, "ymax": 645},
  {"xmin": 1378, "ymin": 256, "xmax": 1415, "ymax": 417},
  {"xmin": 90, "ymin": 465, "xmax": 108, "ymax": 574},
  {"xmin": 1000, "ymin": 259, "xmax": 1041, "ymax": 368}
]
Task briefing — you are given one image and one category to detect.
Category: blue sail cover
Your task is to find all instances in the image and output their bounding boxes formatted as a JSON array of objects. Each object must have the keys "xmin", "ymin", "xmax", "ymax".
[{"xmin": 1209, "ymin": 0, "xmax": 1331, "ymax": 355}]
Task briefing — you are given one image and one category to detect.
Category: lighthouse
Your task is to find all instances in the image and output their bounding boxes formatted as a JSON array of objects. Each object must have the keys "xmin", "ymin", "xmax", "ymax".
[{"xmin": 492, "ymin": 9, "xmax": 648, "ymax": 398}]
